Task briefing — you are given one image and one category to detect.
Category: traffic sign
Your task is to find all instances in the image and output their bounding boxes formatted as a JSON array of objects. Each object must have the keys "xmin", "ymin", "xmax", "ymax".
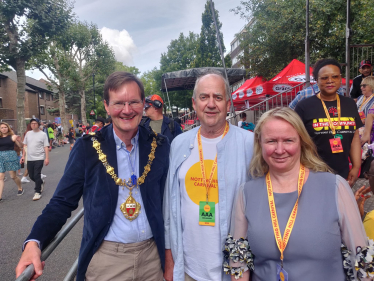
[{"xmin": 90, "ymin": 110, "xmax": 95, "ymax": 116}]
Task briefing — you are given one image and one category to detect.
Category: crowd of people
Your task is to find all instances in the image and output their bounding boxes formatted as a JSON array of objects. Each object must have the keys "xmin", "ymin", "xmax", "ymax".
[{"xmin": 6, "ymin": 59, "xmax": 374, "ymax": 281}]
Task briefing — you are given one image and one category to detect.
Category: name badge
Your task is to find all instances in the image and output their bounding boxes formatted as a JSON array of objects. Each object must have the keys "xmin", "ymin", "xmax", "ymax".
[
  {"xmin": 199, "ymin": 201, "xmax": 215, "ymax": 226},
  {"xmin": 330, "ymin": 138, "xmax": 343, "ymax": 153},
  {"xmin": 277, "ymin": 264, "xmax": 288, "ymax": 281},
  {"xmin": 359, "ymin": 111, "xmax": 366, "ymax": 122}
]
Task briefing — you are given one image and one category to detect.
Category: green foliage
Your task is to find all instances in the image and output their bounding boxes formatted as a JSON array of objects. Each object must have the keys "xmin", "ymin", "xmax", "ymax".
[
  {"xmin": 115, "ymin": 62, "xmax": 141, "ymax": 76},
  {"xmin": 192, "ymin": 1, "xmax": 225, "ymax": 68},
  {"xmin": 232, "ymin": 0, "xmax": 374, "ymax": 79},
  {"xmin": 140, "ymin": 67, "xmax": 163, "ymax": 97}
]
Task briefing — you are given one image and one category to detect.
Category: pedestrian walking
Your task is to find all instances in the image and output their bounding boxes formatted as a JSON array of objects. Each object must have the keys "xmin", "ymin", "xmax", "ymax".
[
  {"xmin": 0, "ymin": 122, "xmax": 24, "ymax": 201},
  {"xmin": 67, "ymin": 127, "xmax": 75, "ymax": 150},
  {"xmin": 20, "ymin": 118, "xmax": 50, "ymax": 201},
  {"xmin": 48, "ymin": 124, "xmax": 55, "ymax": 150}
]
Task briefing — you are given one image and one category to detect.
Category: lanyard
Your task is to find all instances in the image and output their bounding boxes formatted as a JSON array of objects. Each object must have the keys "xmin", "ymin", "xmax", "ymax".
[
  {"xmin": 266, "ymin": 165, "xmax": 305, "ymax": 266},
  {"xmin": 124, "ymin": 139, "xmax": 138, "ymax": 186},
  {"xmin": 317, "ymin": 93, "xmax": 340, "ymax": 135},
  {"xmin": 359, "ymin": 94, "xmax": 374, "ymax": 112},
  {"xmin": 197, "ymin": 122, "xmax": 229, "ymax": 203}
]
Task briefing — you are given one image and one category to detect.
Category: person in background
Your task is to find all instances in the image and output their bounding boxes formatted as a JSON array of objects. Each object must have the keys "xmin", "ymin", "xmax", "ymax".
[
  {"xmin": 21, "ymin": 123, "xmax": 32, "ymax": 184},
  {"xmin": 75, "ymin": 124, "xmax": 82, "ymax": 139},
  {"xmin": 47, "ymin": 124, "xmax": 55, "ymax": 150},
  {"xmin": 357, "ymin": 76, "xmax": 374, "ymax": 145},
  {"xmin": 56, "ymin": 123, "xmax": 64, "ymax": 147},
  {"xmin": 142, "ymin": 94, "xmax": 182, "ymax": 143},
  {"xmin": 68, "ymin": 127, "xmax": 76, "ymax": 150},
  {"xmin": 105, "ymin": 117, "xmax": 112, "ymax": 126},
  {"xmin": 20, "ymin": 118, "xmax": 49, "ymax": 201},
  {"xmin": 225, "ymin": 107, "xmax": 369, "ymax": 281},
  {"xmin": 0, "ymin": 122, "xmax": 24, "ymax": 201},
  {"xmin": 350, "ymin": 60, "xmax": 374, "ymax": 100},
  {"xmin": 295, "ymin": 58, "xmax": 363, "ymax": 186},
  {"xmin": 237, "ymin": 112, "xmax": 247, "ymax": 128},
  {"xmin": 90, "ymin": 117, "xmax": 105, "ymax": 132}
]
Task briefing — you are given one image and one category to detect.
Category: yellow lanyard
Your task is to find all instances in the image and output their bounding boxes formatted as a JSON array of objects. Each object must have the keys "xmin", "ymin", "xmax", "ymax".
[
  {"xmin": 317, "ymin": 93, "xmax": 340, "ymax": 135},
  {"xmin": 197, "ymin": 122, "xmax": 229, "ymax": 203},
  {"xmin": 266, "ymin": 165, "xmax": 305, "ymax": 265},
  {"xmin": 359, "ymin": 94, "xmax": 374, "ymax": 112}
]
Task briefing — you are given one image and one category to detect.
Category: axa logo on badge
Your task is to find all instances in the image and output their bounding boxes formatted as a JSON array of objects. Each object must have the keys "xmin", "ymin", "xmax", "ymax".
[
  {"xmin": 238, "ymin": 90, "xmax": 244, "ymax": 99},
  {"xmin": 232, "ymin": 93, "xmax": 237, "ymax": 100},
  {"xmin": 246, "ymin": 89, "xmax": 253, "ymax": 97},
  {"xmin": 256, "ymin": 86, "xmax": 263, "ymax": 95},
  {"xmin": 273, "ymin": 84, "xmax": 292, "ymax": 92}
]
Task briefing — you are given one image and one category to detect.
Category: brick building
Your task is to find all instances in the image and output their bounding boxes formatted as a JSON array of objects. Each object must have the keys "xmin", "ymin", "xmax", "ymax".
[{"xmin": 0, "ymin": 71, "xmax": 78, "ymax": 133}]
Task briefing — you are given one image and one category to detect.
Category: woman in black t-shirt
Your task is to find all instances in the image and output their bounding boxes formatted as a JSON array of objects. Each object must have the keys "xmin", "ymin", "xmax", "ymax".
[
  {"xmin": 0, "ymin": 122, "xmax": 24, "ymax": 201},
  {"xmin": 295, "ymin": 59, "xmax": 363, "ymax": 185},
  {"xmin": 67, "ymin": 127, "xmax": 76, "ymax": 151}
]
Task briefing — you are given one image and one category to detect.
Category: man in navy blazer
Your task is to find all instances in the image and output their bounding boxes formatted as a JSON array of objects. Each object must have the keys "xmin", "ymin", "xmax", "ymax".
[{"xmin": 16, "ymin": 72, "xmax": 170, "ymax": 281}]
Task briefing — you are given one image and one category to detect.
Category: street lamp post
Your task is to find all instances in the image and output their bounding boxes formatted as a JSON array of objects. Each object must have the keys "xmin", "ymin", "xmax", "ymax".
[{"xmin": 93, "ymin": 73, "xmax": 96, "ymax": 119}]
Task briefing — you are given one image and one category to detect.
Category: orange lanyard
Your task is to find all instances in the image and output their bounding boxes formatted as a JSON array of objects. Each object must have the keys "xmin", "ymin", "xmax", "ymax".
[
  {"xmin": 266, "ymin": 165, "xmax": 305, "ymax": 266},
  {"xmin": 317, "ymin": 93, "xmax": 340, "ymax": 135},
  {"xmin": 197, "ymin": 122, "xmax": 229, "ymax": 203},
  {"xmin": 359, "ymin": 94, "xmax": 374, "ymax": 112}
]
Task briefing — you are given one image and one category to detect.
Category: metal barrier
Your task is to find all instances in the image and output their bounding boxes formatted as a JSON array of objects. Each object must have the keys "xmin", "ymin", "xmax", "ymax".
[
  {"xmin": 15, "ymin": 208, "xmax": 84, "ymax": 281},
  {"xmin": 227, "ymin": 82, "xmax": 307, "ymax": 124},
  {"xmin": 179, "ymin": 111, "xmax": 198, "ymax": 131},
  {"xmin": 350, "ymin": 44, "xmax": 374, "ymax": 78}
]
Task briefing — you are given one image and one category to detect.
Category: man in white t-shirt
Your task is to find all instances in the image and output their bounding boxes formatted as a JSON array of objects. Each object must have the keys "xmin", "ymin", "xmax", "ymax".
[
  {"xmin": 21, "ymin": 118, "xmax": 50, "ymax": 201},
  {"xmin": 164, "ymin": 70, "xmax": 254, "ymax": 281}
]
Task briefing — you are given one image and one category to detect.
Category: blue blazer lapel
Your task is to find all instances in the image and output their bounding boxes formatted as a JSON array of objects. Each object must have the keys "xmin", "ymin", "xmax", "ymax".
[{"xmin": 97, "ymin": 125, "xmax": 119, "ymax": 204}]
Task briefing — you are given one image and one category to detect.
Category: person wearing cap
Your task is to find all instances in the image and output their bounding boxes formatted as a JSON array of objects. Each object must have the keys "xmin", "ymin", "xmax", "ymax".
[
  {"xmin": 142, "ymin": 94, "xmax": 182, "ymax": 143},
  {"xmin": 350, "ymin": 60, "xmax": 374, "ymax": 100},
  {"xmin": 20, "ymin": 118, "xmax": 49, "ymax": 201},
  {"xmin": 90, "ymin": 117, "xmax": 105, "ymax": 133}
]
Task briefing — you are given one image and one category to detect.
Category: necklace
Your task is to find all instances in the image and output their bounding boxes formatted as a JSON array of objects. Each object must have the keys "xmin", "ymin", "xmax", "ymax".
[{"xmin": 90, "ymin": 131, "xmax": 157, "ymax": 221}]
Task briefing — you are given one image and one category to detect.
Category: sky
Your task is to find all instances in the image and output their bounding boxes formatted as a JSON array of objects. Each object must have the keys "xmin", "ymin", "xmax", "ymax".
[{"xmin": 26, "ymin": 0, "xmax": 248, "ymax": 79}]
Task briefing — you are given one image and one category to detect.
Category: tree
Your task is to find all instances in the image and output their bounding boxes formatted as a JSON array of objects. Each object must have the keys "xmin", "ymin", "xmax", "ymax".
[
  {"xmin": 66, "ymin": 22, "xmax": 116, "ymax": 124},
  {"xmin": 192, "ymin": 1, "xmax": 225, "ymax": 68},
  {"xmin": 158, "ymin": 32, "xmax": 200, "ymax": 111},
  {"xmin": 115, "ymin": 62, "xmax": 141, "ymax": 76},
  {"xmin": 0, "ymin": 0, "xmax": 72, "ymax": 134},
  {"xmin": 232, "ymin": 0, "xmax": 374, "ymax": 79}
]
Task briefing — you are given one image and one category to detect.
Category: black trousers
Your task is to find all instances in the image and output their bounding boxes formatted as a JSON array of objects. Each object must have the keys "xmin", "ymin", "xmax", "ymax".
[{"xmin": 27, "ymin": 160, "xmax": 44, "ymax": 193}]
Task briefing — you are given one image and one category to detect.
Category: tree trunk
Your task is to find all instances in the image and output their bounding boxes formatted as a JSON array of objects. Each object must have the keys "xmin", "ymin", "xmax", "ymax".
[
  {"xmin": 80, "ymin": 90, "xmax": 87, "ymax": 125},
  {"xmin": 15, "ymin": 59, "xmax": 26, "ymax": 135},
  {"xmin": 58, "ymin": 88, "xmax": 69, "ymax": 135}
]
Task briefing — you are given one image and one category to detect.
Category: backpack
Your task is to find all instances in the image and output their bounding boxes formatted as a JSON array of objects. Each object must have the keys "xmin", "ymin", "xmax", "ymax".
[{"xmin": 57, "ymin": 126, "xmax": 62, "ymax": 136}]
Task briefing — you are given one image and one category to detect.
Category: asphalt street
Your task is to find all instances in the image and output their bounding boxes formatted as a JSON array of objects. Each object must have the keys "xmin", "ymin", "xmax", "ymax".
[{"xmin": 0, "ymin": 145, "xmax": 83, "ymax": 281}]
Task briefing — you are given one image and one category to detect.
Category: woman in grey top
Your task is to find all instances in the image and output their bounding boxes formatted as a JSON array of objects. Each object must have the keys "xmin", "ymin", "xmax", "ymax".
[{"xmin": 224, "ymin": 107, "xmax": 371, "ymax": 281}]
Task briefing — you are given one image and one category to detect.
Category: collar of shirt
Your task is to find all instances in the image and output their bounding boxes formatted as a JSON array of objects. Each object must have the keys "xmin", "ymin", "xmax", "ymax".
[{"xmin": 113, "ymin": 129, "xmax": 139, "ymax": 152}]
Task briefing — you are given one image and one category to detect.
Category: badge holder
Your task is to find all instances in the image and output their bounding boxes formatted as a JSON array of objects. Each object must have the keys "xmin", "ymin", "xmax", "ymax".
[
  {"xmin": 329, "ymin": 137, "xmax": 343, "ymax": 153},
  {"xmin": 277, "ymin": 264, "xmax": 288, "ymax": 281},
  {"xmin": 199, "ymin": 201, "xmax": 215, "ymax": 226}
]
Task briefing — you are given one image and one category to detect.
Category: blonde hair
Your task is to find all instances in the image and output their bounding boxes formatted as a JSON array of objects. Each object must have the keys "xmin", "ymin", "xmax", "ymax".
[
  {"xmin": 249, "ymin": 107, "xmax": 331, "ymax": 178},
  {"xmin": 0, "ymin": 122, "xmax": 14, "ymax": 138},
  {"xmin": 362, "ymin": 76, "xmax": 374, "ymax": 92}
]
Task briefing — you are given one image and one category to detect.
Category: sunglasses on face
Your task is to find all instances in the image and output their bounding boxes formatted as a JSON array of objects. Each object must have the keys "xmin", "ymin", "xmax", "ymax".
[
  {"xmin": 361, "ymin": 84, "xmax": 368, "ymax": 88},
  {"xmin": 364, "ymin": 171, "xmax": 374, "ymax": 178}
]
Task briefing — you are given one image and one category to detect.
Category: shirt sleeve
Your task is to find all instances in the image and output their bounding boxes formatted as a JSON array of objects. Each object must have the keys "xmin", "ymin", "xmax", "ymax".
[
  {"xmin": 289, "ymin": 92, "xmax": 303, "ymax": 110},
  {"xmin": 350, "ymin": 81, "xmax": 361, "ymax": 99},
  {"xmin": 43, "ymin": 133, "xmax": 49, "ymax": 147},
  {"xmin": 336, "ymin": 175, "xmax": 369, "ymax": 280}
]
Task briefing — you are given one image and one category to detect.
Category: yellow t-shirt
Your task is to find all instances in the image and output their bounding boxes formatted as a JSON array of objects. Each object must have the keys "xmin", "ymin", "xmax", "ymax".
[{"xmin": 363, "ymin": 210, "xmax": 374, "ymax": 240}]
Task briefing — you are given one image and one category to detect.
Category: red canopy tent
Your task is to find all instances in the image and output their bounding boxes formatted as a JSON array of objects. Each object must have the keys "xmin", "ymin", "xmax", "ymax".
[
  {"xmin": 245, "ymin": 59, "xmax": 315, "ymax": 104},
  {"xmin": 231, "ymin": 76, "xmax": 265, "ymax": 110}
]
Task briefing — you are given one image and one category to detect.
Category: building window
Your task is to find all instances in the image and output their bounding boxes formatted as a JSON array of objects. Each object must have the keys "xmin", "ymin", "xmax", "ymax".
[
  {"xmin": 39, "ymin": 92, "xmax": 44, "ymax": 99},
  {"xmin": 46, "ymin": 93, "xmax": 50, "ymax": 101},
  {"xmin": 0, "ymin": 98, "xmax": 2, "ymax": 108},
  {"xmin": 40, "ymin": 106, "xmax": 45, "ymax": 115}
]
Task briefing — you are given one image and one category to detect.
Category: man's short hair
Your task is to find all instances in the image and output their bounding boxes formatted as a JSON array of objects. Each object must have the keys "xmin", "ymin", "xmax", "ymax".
[
  {"xmin": 104, "ymin": 72, "xmax": 145, "ymax": 104},
  {"xmin": 240, "ymin": 112, "xmax": 247, "ymax": 119},
  {"xmin": 192, "ymin": 70, "xmax": 230, "ymax": 101}
]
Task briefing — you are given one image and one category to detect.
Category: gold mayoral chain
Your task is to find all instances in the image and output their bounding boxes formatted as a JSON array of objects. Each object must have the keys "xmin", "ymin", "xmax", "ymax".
[{"xmin": 89, "ymin": 132, "xmax": 157, "ymax": 221}]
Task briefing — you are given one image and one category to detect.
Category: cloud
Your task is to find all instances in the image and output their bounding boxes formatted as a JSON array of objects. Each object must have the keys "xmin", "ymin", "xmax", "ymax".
[{"xmin": 100, "ymin": 27, "xmax": 137, "ymax": 65}]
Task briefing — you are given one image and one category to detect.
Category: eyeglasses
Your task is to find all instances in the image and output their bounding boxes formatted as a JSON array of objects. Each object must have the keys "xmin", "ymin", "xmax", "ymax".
[
  {"xmin": 110, "ymin": 100, "xmax": 143, "ymax": 110},
  {"xmin": 318, "ymin": 75, "xmax": 341, "ymax": 82},
  {"xmin": 364, "ymin": 171, "xmax": 374, "ymax": 177},
  {"xmin": 361, "ymin": 84, "xmax": 368, "ymax": 88}
]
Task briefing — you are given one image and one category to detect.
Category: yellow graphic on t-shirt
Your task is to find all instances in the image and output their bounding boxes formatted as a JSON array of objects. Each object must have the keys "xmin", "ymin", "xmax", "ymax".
[{"xmin": 185, "ymin": 160, "xmax": 219, "ymax": 205}]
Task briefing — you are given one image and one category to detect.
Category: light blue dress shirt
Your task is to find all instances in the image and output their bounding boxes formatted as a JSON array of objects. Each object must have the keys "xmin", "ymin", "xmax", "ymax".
[{"xmin": 104, "ymin": 129, "xmax": 153, "ymax": 243}]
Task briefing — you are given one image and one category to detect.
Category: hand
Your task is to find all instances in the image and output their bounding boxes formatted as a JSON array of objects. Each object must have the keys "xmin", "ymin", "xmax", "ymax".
[
  {"xmin": 12, "ymin": 134, "xmax": 20, "ymax": 142},
  {"xmin": 347, "ymin": 167, "xmax": 359, "ymax": 187},
  {"xmin": 354, "ymin": 185, "xmax": 372, "ymax": 218},
  {"xmin": 361, "ymin": 133, "xmax": 371, "ymax": 146},
  {"xmin": 20, "ymin": 157, "xmax": 25, "ymax": 164},
  {"xmin": 164, "ymin": 249, "xmax": 174, "ymax": 281},
  {"xmin": 15, "ymin": 241, "xmax": 45, "ymax": 281},
  {"xmin": 44, "ymin": 159, "xmax": 49, "ymax": 166}
]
